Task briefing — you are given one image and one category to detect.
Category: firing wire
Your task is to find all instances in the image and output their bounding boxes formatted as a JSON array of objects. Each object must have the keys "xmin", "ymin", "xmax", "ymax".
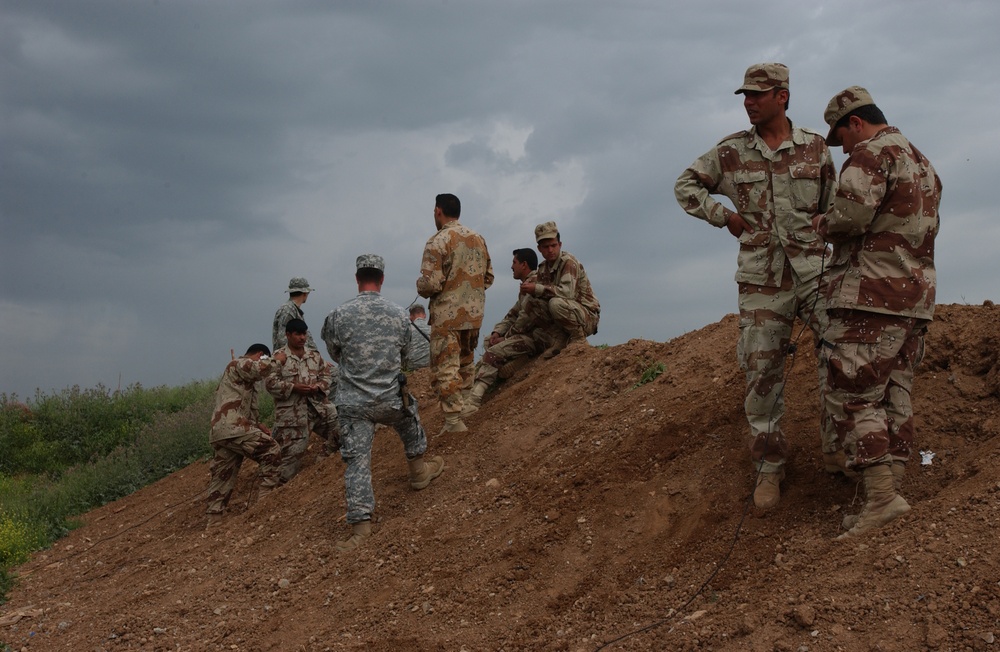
[{"xmin": 596, "ymin": 244, "xmax": 831, "ymax": 650}]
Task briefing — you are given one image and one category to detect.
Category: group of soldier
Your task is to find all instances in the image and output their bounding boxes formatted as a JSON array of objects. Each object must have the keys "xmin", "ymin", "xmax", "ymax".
[
  {"xmin": 205, "ymin": 193, "xmax": 602, "ymax": 551},
  {"xmin": 205, "ymin": 61, "xmax": 940, "ymax": 548}
]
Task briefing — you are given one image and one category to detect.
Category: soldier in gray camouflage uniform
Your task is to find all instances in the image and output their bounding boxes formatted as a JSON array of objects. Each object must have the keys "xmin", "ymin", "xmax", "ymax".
[
  {"xmin": 674, "ymin": 63, "xmax": 840, "ymax": 510},
  {"xmin": 273, "ymin": 277, "xmax": 319, "ymax": 352},
  {"xmin": 265, "ymin": 318, "xmax": 340, "ymax": 484},
  {"xmin": 322, "ymin": 254, "xmax": 445, "ymax": 552},
  {"xmin": 815, "ymin": 87, "xmax": 941, "ymax": 539},
  {"xmin": 405, "ymin": 304, "xmax": 431, "ymax": 370},
  {"xmin": 205, "ymin": 343, "xmax": 282, "ymax": 529}
]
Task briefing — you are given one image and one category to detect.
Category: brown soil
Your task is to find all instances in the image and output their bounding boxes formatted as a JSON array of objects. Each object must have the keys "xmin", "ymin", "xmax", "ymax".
[{"xmin": 3, "ymin": 303, "xmax": 999, "ymax": 652}]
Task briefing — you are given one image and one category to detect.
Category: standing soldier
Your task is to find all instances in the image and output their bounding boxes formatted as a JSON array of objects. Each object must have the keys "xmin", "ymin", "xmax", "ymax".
[
  {"xmin": 405, "ymin": 304, "xmax": 431, "ymax": 370},
  {"xmin": 815, "ymin": 86, "xmax": 941, "ymax": 539},
  {"xmin": 416, "ymin": 193, "xmax": 494, "ymax": 434},
  {"xmin": 273, "ymin": 277, "xmax": 319, "ymax": 352},
  {"xmin": 265, "ymin": 318, "xmax": 339, "ymax": 483},
  {"xmin": 674, "ymin": 63, "xmax": 840, "ymax": 510},
  {"xmin": 323, "ymin": 255, "xmax": 445, "ymax": 552},
  {"xmin": 205, "ymin": 343, "xmax": 282, "ymax": 529}
]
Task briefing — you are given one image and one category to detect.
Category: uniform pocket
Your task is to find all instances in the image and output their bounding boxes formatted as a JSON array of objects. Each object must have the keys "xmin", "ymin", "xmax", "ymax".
[{"xmin": 789, "ymin": 164, "xmax": 821, "ymax": 212}]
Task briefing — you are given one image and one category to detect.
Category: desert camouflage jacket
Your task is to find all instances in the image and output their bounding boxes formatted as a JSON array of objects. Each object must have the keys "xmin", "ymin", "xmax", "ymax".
[
  {"xmin": 416, "ymin": 220, "xmax": 494, "ymax": 330},
  {"xmin": 272, "ymin": 300, "xmax": 318, "ymax": 352},
  {"xmin": 821, "ymin": 126, "xmax": 941, "ymax": 319},
  {"xmin": 492, "ymin": 271, "xmax": 538, "ymax": 337},
  {"xmin": 264, "ymin": 346, "xmax": 333, "ymax": 427},
  {"xmin": 528, "ymin": 251, "xmax": 600, "ymax": 317},
  {"xmin": 675, "ymin": 121, "xmax": 836, "ymax": 287},
  {"xmin": 322, "ymin": 292, "xmax": 412, "ymax": 407},
  {"xmin": 209, "ymin": 356, "xmax": 275, "ymax": 443}
]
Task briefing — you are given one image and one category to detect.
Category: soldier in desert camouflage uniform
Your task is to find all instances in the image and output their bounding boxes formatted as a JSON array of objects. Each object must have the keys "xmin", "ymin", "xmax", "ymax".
[
  {"xmin": 323, "ymin": 254, "xmax": 445, "ymax": 552},
  {"xmin": 815, "ymin": 87, "xmax": 941, "ymax": 539},
  {"xmin": 674, "ymin": 63, "xmax": 840, "ymax": 510},
  {"xmin": 416, "ymin": 193, "xmax": 494, "ymax": 433},
  {"xmin": 265, "ymin": 318, "xmax": 340, "ymax": 483},
  {"xmin": 520, "ymin": 221, "xmax": 601, "ymax": 359},
  {"xmin": 273, "ymin": 277, "xmax": 319, "ymax": 352},
  {"xmin": 463, "ymin": 248, "xmax": 558, "ymax": 415},
  {"xmin": 205, "ymin": 343, "xmax": 282, "ymax": 529}
]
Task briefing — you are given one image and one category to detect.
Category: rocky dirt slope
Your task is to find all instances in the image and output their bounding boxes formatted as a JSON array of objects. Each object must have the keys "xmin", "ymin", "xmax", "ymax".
[{"xmin": 2, "ymin": 303, "xmax": 999, "ymax": 651}]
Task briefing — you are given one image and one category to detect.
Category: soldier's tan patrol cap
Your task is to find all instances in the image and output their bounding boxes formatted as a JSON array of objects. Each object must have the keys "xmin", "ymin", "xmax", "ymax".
[
  {"xmin": 287, "ymin": 277, "xmax": 314, "ymax": 293},
  {"xmin": 534, "ymin": 221, "xmax": 559, "ymax": 243},
  {"xmin": 734, "ymin": 63, "xmax": 790, "ymax": 94},
  {"xmin": 823, "ymin": 86, "xmax": 875, "ymax": 146},
  {"xmin": 356, "ymin": 253, "xmax": 385, "ymax": 271}
]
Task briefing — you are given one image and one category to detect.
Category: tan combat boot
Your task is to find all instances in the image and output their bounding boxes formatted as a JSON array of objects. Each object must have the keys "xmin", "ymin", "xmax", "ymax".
[
  {"xmin": 461, "ymin": 381, "xmax": 490, "ymax": 417},
  {"xmin": 439, "ymin": 412, "xmax": 468, "ymax": 434},
  {"xmin": 205, "ymin": 513, "xmax": 224, "ymax": 530},
  {"xmin": 498, "ymin": 356, "xmax": 531, "ymax": 379},
  {"xmin": 753, "ymin": 468, "xmax": 785, "ymax": 510},
  {"xmin": 563, "ymin": 326, "xmax": 589, "ymax": 351},
  {"xmin": 823, "ymin": 449, "xmax": 860, "ymax": 480},
  {"xmin": 335, "ymin": 520, "xmax": 372, "ymax": 552},
  {"xmin": 408, "ymin": 455, "xmax": 445, "ymax": 490},
  {"xmin": 541, "ymin": 330, "xmax": 571, "ymax": 360},
  {"xmin": 841, "ymin": 461, "xmax": 906, "ymax": 530},
  {"xmin": 837, "ymin": 463, "xmax": 910, "ymax": 540}
]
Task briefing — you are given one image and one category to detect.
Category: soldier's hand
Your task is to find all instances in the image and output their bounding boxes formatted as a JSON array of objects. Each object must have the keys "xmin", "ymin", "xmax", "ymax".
[
  {"xmin": 489, "ymin": 332, "xmax": 504, "ymax": 347},
  {"xmin": 812, "ymin": 214, "xmax": 827, "ymax": 238},
  {"xmin": 519, "ymin": 281, "xmax": 536, "ymax": 295},
  {"xmin": 725, "ymin": 212, "xmax": 754, "ymax": 238},
  {"xmin": 259, "ymin": 424, "xmax": 272, "ymax": 435}
]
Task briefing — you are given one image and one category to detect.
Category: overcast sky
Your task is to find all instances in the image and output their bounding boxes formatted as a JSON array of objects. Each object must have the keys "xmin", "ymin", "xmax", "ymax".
[{"xmin": 2, "ymin": 0, "xmax": 997, "ymax": 399}]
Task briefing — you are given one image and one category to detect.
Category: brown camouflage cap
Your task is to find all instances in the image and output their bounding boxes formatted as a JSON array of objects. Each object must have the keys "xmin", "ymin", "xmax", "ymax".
[
  {"xmin": 287, "ymin": 277, "xmax": 314, "ymax": 293},
  {"xmin": 823, "ymin": 86, "xmax": 875, "ymax": 146},
  {"xmin": 734, "ymin": 63, "xmax": 790, "ymax": 94},
  {"xmin": 534, "ymin": 221, "xmax": 559, "ymax": 243},
  {"xmin": 356, "ymin": 253, "xmax": 385, "ymax": 271}
]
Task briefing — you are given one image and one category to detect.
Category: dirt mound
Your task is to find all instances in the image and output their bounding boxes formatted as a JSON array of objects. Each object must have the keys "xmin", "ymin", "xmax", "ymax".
[{"xmin": 3, "ymin": 303, "xmax": 999, "ymax": 651}]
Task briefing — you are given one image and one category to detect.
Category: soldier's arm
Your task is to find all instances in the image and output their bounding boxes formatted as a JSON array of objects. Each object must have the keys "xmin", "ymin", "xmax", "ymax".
[
  {"xmin": 534, "ymin": 260, "xmax": 578, "ymax": 301},
  {"xmin": 483, "ymin": 247, "xmax": 495, "ymax": 290},
  {"xmin": 320, "ymin": 312, "xmax": 341, "ymax": 363},
  {"xmin": 821, "ymin": 148, "xmax": 886, "ymax": 241},
  {"xmin": 416, "ymin": 237, "xmax": 446, "ymax": 298},
  {"xmin": 263, "ymin": 359, "xmax": 294, "ymax": 399},
  {"xmin": 314, "ymin": 353, "xmax": 332, "ymax": 394},
  {"xmin": 674, "ymin": 147, "xmax": 735, "ymax": 229}
]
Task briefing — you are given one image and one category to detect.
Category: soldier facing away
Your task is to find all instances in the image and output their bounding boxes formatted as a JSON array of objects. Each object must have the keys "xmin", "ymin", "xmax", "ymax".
[
  {"xmin": 674, "ymin": 62, "xmax": 841, "ymax": 510},
  {"xmin": 405, "ymin": 304, "xmax": 431, "ymax": 370},
  {"xmin": 273, "ymin": 277, "xmax": 319, "ymax": 352},
  {"xmin": 323, "ymin": 254, "xmax": 445, "ymax": 552},
  {"xmin": 416, "ymin": 193, "xmax": 494, "ymax": 434},
  {"xmin": 815, "ymin": 86, "xmax": 941, "ymax": 539}
]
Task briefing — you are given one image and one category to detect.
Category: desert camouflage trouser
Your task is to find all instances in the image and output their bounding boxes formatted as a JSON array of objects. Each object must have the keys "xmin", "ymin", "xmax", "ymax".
[
  {"xmin": 430, "ymin": 327, "xmax": 479, "ymax": 415},
  {"xmin": 737, "ymin": 269, "xmax": 832, "ymax": 473},
  {"xmin": 474, "ymin": 328, "xmax": 556, "ymax": 386},
  {"xmin": 820, "ymin": 309, "xmax": 927, "ymax": 469},
  {"xmin": 273, "ymin": 400, "xmax": 340, "ymax": 483},
  {"xmin": 206, "ymin": 429, "xmax": 281, "ymax": 514},
  {"xmin": 337, "ymin": 399, "xmax": 427, "ymax": 524},
  {"xmin": 521, "ymin": 296, "xmax": 599, "ymax": 336}
]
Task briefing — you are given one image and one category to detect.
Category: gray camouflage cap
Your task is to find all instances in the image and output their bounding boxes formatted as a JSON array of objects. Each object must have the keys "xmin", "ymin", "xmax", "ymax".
[
  {"xmin": 534, "ymin": 221, "xmax": 559, "ymax": 243},
  {"xmin": 356, "ymin": 253, "xmax": 385, "ymax": 271},
  {"xmin": 286, "ymin": 277, "xmax": 314, "ymax": 293},
  {"xmin": 823, "ymin": 86, "xmax": 875, "ymax": 146},
  {"xmin": 734, "ymin": 63, "xmax": 789, "ymax": 94}
]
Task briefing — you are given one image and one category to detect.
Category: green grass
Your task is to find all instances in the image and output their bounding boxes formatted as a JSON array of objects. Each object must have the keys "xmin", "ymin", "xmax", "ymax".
[
  {"xmin": 0, "ymin": 379, "xmax": 241, "ymax": 604},
  {"xmin": 632, "ymin": 361, "xmax": 666, "ymax": 389}
]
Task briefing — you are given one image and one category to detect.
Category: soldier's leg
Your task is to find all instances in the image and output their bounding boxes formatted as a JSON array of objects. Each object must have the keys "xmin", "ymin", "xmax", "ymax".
[
  {"xmin": 380, "ymin": 399, "xmax": 443, "ymax": 490},
  {"xmin": 337, "ymin": 406, "xmax": 377, "ymax": 524},
  {"xmin": 274, "ymin": 425, "xmax": 309, "ymax": 483},
  {"xmin": 430, "ymin": 327, "xmax": 463, "ymax": 415},
  {"xmin": 885, "ymin": 321, "xmax": 927, "ymax": 467},
  {"xmin": 243, "ymin": 430, "xmax": 282, "ymax": 494},
  {"xmin": 309, "ymin": 400, "xmax": 341, "ymax": 454},
  {"xmin": 737, "ymin": 283, "xmax": 797, "ymax": 474},
  {"xmin": 206, "ymin": 442, "xmax": 244, "ymax": 515},
  {"xmin": 457, "ymin": 329, "xmax": 479, "ymax": 395},
  {"xmin": 548, "ymin": 298, "xmax": 589, "ymax": 338}
]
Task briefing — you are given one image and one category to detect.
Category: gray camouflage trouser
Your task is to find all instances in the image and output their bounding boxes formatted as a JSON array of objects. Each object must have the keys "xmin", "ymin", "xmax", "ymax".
[
  {"xmin": 737, "ymin": 269, "xmax": 833, "ymax": 473},
  {"xmin": 337, "ymin": 397, "xmax": 427, "ymax": 524}
]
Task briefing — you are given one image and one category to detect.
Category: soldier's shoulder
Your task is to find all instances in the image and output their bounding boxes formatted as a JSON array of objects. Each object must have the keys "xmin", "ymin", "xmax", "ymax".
[{"xmin": 716, "ymin": 130, "xmax": 750, "ymax": 146}]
